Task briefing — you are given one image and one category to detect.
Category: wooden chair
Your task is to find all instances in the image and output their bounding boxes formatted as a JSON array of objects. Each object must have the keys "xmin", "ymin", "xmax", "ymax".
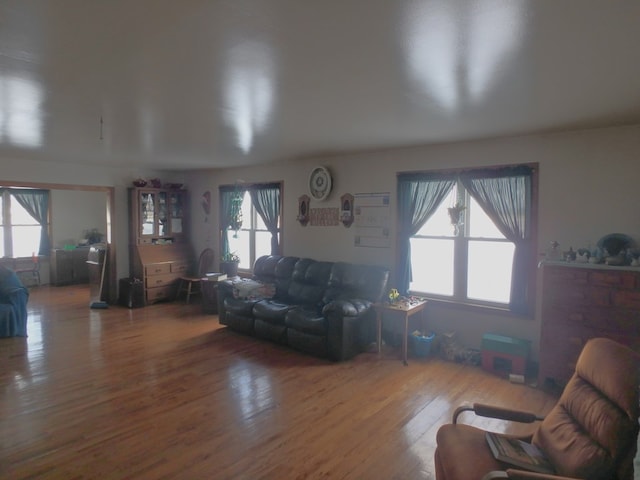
[
  {"xmin": 175, "ymin": 248, "xmax": 214, "ymax": 303},
  {"xmin": 434, "ymin": 337, "xmax": 640, "ymax": 480},
  {"xmin": 14, "ymin": 253, "xmax": 41, "ymax": 286}
]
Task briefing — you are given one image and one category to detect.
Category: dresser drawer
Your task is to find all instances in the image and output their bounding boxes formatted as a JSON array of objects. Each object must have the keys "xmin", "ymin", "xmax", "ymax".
[
  {"xmin": 544, "ymin": 285, "xmax": 612, "ymax": 308},
  {"xmin": 145, "ymin": 263, "xmax": 171, "ymax": 275},
  {"xmin": 589, "ymin": 270, "xmax": 637, "ymax": 289},
  {"xmin": 145, "ymin": 273, "xmax": 178, "ymax": 288},
  {"xmin": 146, "ymin": 285, "xmax": 175, "ymax": 303}
]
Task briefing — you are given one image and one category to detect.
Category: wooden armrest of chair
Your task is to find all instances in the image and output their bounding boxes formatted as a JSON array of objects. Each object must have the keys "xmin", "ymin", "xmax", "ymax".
[
  {"xmin": 482, "ymin": 469, "xmax": 581, "ymax": 480},
  {"xmin": 453, "ymin": 403, "xmax": 544, "ymax": 424}
]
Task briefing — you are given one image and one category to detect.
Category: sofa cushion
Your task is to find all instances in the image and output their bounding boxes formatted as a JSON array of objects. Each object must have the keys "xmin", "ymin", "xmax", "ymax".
[
  {"xmin": 285, "ymin": 307, "xmax": 326, "ymax": 335},
  {"xmin": 224, "ymin": 312, "xmax": 255, "ymax": 334},
  {"xmin": 254, "ymin": 319, "xmax": 287, "ymax": 343},
  {"xmin": 287, "ymin": 258, "xmax": 333, "ymax": 306},
  {"xmin": 324, "ymin": 262, "xmax": 389, "ymax": 304},
  {"xmin": 253, "ymin": 299, "xmax": 297, "ymax": 325},
  {"xmin": 224, "ymin": 297, "xmax": 259, "ymax": 316},
  {"xmin": 287, "ymin": 328, "xmax": 327, "ymax": 358}
]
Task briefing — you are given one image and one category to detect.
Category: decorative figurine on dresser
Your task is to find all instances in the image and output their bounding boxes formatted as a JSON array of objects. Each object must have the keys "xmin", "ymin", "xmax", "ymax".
[{"xmin": 128, "ymin": 182, "xmax": 191, "ymax": 305}]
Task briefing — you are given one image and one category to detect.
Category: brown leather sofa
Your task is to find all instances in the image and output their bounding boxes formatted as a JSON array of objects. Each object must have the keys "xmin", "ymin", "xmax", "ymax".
[{"xmin": 218, "ymin": 255, "xmax": 389, "ymax": 361}]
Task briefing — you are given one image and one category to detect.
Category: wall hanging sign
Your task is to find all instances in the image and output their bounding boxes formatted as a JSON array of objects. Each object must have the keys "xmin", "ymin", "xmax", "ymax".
[
  {"xmin": 308, "ymin": 166, "xmax": 333, "ymax": 201},
  {"xmin": 353, "ymin": 192, "xmax": 391, "ymax": 248},
  {"xmin": 340, "ymin": 193, "xmax": 354, "ymax": 227},
  {"xmin": 201, "ymin": 191, "xmax": 211, "ymax": 215},
  {"xmin": 309, "ymin": 207, "xmax": 339, "ymax": 226},
  {"xmin": 297, "ymin": 195, "xmax": 310, "ymax": 226}
]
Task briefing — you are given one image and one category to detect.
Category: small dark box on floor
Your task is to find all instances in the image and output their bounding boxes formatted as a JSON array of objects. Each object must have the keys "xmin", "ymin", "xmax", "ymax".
[{"xmin": 119, "ymin": 278, "xmax": 144, "ymax": 308}]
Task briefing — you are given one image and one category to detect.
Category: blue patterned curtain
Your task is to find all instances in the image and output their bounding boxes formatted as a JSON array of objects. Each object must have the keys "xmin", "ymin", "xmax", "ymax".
[
  {"xmin": 7, "ymin": 188, "xmax": 50, "ymax": 256},
  {"xmin": 396, "ymin": 174, "xmax": 456, "ymax": 294}
]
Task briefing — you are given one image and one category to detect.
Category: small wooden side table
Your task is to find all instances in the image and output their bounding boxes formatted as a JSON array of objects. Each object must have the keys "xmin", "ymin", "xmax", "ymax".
[
  {"xmin": 201, "ymin": 277, "xmax": 221, "ymax": 314},
  {"xmin": 374, "ymin": 299, "xmax": 428, "ymax": 365}
]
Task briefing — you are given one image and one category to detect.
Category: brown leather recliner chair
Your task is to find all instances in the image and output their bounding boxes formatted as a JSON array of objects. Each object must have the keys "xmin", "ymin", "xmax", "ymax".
[{"xmin": 434, "ymin": 337, "xmax": 640, "ymax": 480}]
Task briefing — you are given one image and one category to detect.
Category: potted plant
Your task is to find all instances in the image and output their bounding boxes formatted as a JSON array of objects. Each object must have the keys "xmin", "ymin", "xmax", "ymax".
[
  {"xmin": 220, "ymin": 252, "xmax": 240, "ymax": 277},
  {"xmin": 83, "ymin": 228, "xmax": 104, "ymax": 245},
  {"xmin": 447, "ymin": 202, "xmax": 466, "ymax": 235}
]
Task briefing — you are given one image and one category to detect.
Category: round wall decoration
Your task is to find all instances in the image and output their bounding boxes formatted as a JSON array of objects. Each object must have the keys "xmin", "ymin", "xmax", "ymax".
[{"xmin": 308, "ymin": 166, "xmax": 332, "ymax": 201}]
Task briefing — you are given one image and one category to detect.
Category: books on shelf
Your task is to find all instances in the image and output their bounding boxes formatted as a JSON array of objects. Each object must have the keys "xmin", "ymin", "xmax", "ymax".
[
  {"xmin": 485, "ymin": 432, "xmax": 555, "ymax": 475},
  {"xmin": 204, "ymin": 272, "xmax": 227, "ymax": 281}
]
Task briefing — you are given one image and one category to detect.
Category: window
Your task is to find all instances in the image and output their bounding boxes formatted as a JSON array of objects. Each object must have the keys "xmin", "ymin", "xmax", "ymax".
[
  {"xmin": 227, "ymin": 191, "xmax": 277, "ymax": 270},
  {"xmin": 410, "ymin": 183, "xmax": 515, "ymax": 304},
  {"xmin": 0, "ymin": 189, "xmax": 46, "ymax": 258},
  {"xmin": 220, "ymin": 183, "xmax": 281, "ymax": 270},
  {"xmin": 398, "ymin": 165, "xmax": 537, "ymax": 315}
]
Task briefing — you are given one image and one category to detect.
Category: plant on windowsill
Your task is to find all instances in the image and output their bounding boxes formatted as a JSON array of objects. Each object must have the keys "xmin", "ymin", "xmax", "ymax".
[
  {"xmin": 220, "ymin": 252, "xmax": 240, "ymax": 278},
  {"xmin": 447, "ymin": 202, "xmax": 466, "ymax": 235}
]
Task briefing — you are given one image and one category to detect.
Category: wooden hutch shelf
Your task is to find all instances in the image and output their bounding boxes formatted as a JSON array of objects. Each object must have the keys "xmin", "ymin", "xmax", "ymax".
[{"xmin": 128, "ymin": 187, "xmax": 191, "ymax": 305}]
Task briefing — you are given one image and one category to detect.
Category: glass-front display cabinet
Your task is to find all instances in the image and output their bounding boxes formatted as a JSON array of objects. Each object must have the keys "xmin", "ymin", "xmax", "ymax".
[{"xmin": 131, "ymin": 188, "xmax": 187, "ymax": 245}]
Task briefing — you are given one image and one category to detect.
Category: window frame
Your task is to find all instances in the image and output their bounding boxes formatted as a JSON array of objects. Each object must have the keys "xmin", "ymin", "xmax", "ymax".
[
  {"xmin": 219, "ymin": 182, "xmax": 282, "ymax": 272},
  {"xmin": 0, "ymin": 189, "xmax": 45, "ymax": 259},
  {"xmin": 400, "ymin": 164, "xmax": 538, "ymax": 317}
]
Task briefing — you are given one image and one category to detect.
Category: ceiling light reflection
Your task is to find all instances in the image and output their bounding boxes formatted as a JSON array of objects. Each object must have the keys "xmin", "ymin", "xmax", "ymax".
[
  {"xmin": 0, "ymin": 75, "xmax": 43, "ymax": 147},
  {"xmin": 222, "ymin": 40, "xmax": 274, "ymax": 154},
  {"xmin": 402, "ymin": 0, "xmax": 525, "ymax": 110}
]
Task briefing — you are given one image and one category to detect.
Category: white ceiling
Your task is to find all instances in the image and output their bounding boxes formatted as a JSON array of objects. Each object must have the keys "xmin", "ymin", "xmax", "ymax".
[{"xmin": 1, "ymin": 1, "xmax": 639, "ymax": 171}]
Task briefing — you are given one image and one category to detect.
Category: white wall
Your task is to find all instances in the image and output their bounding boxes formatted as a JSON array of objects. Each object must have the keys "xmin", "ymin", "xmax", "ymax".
[
  {"xmin": 3, "ymin": 124, "xmax": 637, "ymax": 357},
  {"xmin": 50, "ymin": 190, "xmax": 107, "ymax": 248},
  {"xmin": 185, "ymin": 124, "xmax": 640, "ymax": 359},
  {"xmin": 0, "ymin": 156, "xmax": 185, "ymax": 286}
]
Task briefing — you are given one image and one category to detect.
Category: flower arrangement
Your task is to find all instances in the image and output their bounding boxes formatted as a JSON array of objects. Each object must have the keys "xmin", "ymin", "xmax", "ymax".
[{"xmin": 388, "ymin": 288, "xmax": 400, "ymax": 304}]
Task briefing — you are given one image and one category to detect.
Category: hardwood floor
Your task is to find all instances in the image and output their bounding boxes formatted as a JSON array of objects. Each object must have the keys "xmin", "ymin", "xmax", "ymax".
[{"xmin": 1, "ymin": 285, "xmax": 557, "ymax": 479}]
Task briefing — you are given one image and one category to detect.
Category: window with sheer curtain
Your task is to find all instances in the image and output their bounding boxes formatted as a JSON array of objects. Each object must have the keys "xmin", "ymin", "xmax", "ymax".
[
  {"xmin": 398, "ymin": 165, "xmax": 537, "ymax": 315},
  {"xmin": 220, "ymin": 183, "xmax": 281, "ymax": 270},
  {"xmin": 227, "ymin": 191, "xmax": 278, "ymax": 270},
  {"xmin": 0, "ymin": 188, "xmax": 50, "ymax": 258}
]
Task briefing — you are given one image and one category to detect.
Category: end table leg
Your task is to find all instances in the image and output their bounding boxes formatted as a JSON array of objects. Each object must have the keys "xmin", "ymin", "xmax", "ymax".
[
  {"xmin": 377, "ymin": 311, "xmax": 382, "ymax": 355},
  {"xmin": 403, "ymin": 313, "xmax": 409, "ymax": 366}
]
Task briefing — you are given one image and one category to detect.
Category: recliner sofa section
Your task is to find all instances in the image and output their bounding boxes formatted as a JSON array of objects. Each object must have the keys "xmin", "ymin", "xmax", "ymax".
[{"xmin": 218, "ymin": 255, "xmax": 389, "ymax": 361}]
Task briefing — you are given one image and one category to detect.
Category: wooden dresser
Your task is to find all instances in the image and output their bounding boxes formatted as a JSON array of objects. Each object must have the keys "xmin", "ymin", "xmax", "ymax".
[
  {"xmin": 131, "ymin": 245, "xmax": 190, "ymax": 304},
  {"xmin": 128, "ymin": 187, "xmax": 191, "ymax": 305},
  {"xmin": 539, "ymin": 262, "xmax": 640, "ymax": 387},
  {"xmin": 50, "ymin": 247, "xmax": 90, "ymax": 285}
]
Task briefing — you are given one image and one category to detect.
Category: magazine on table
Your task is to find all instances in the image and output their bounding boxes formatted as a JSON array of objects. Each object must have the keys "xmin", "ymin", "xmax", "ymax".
[{"xmin": 485, "ymin": 432, "xmax": 555, "ymax": 475}]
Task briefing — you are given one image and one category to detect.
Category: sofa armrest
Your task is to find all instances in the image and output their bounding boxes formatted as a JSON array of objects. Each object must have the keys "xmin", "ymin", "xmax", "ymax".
[
  {"xmin": 323, "ymin": 299, "xmax": 375, "ymax": 361},
  {"xmin": 322, "ymin": 299, "xmax": 372, "ymax": 317}
]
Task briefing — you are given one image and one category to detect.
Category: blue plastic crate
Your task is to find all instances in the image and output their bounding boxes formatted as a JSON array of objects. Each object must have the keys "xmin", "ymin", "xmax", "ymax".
[{"xmin": 411, "ymin": 332, "xmax": 435, "ymax": 357}]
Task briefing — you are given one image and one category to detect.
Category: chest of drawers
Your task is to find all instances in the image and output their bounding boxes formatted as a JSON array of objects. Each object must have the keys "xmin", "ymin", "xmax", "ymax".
[
  {"xmin": 131, "ymin": 244, "xmax": 190, "ymax": 305},
  {"xmin": 539, "ymin": 263, "xmax": 640, "ymax": 387}
]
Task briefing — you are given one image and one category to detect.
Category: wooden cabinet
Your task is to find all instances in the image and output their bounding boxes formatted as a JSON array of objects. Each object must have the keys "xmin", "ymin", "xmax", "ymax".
[
  {"xmin": 50, "ymin": 248, "xmax": 90, "ymax": 285},
  {"xmin": 131, "ymin": 245, "xmax": 189, "ymax": 304},
  {"xmin": 129, "ymin": 187, "xmax": 187, "ymax": 246},
  {"xmin": 539, "ymin": 263, "xmax": 640, "ymax": 387},
  {"xmin": 128, "ymin": 187, "xmax": 191, "ymax": 305}
]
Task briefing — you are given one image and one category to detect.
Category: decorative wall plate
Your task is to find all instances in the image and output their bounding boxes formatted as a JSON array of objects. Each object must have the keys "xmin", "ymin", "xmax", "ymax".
[{"xmin": 308, "ymin": 166, "xmax": 332, "ymax": 201}]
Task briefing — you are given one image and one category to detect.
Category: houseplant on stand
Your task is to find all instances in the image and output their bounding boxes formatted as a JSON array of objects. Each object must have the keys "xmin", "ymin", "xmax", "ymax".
[{"xmin": 220, "ymin": 252, "xmax": 240, "ymax": 278}]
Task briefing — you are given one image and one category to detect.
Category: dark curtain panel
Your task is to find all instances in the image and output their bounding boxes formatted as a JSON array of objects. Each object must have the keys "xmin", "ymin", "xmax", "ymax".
[
  {"xmin": 249, "ymin": 184, "xmax": 281, "ymax": 254},
  {"xmin": 461, "ymin": 167, "xmax": 533, "ymax": 314},
  {"xmin": 397, "ymin": 175, "xmax": 455, "ymax": 294},
  {"xmin": 219, "ymin": 188, "xmax": 237, "ymax": 258},
  {"xmin": 8, "ymin": 188, "xmax": 50, "ymax": 256}
]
